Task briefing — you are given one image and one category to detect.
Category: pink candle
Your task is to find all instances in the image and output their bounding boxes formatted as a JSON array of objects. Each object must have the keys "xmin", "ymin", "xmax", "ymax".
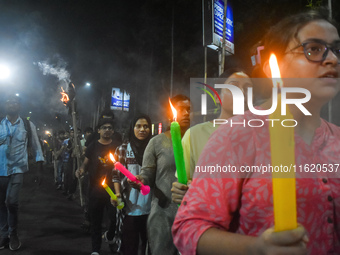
[{"xmin": 109, "ymin": 153, "xmax": 150, "ymax": 195}]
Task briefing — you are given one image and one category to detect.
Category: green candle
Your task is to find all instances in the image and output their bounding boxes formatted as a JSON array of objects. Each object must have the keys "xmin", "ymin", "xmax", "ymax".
[{"xmin": 169, "ymin": 99, "xmax": 188, "ymax": 185}]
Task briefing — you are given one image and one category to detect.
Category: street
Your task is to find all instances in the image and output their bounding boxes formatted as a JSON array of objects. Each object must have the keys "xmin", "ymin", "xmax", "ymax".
[{"xmin": 1, "ymin": 164, "xmax": 114, "ymax": 255}]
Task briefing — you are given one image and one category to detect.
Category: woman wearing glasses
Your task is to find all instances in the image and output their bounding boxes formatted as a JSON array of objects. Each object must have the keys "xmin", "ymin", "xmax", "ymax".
[
  {"xmin": 173, "ymin": 9, "xmax": 340, "ymax": 255},
  {"xmin": 112, "ymin": 114, "xmax": 152, "ymax": 255}
]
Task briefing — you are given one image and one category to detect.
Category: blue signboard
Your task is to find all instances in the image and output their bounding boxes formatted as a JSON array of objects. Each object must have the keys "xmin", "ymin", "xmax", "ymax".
[
  {"xmin": 213, "ymin": 0, "xmax": 234, "ymax": 54},
  {"xmin": 111, "ymin": 88, "xmax": 123, "ymax": 110},
  {"xmin": 123, "ymin": 91, "xmax": 130, "ymax": 112}
]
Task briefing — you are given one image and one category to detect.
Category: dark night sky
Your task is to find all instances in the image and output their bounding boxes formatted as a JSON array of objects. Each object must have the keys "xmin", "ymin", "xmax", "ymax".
[{"xmin": 0, "ymin": 0, "xmax": 339, "ymax": 136}]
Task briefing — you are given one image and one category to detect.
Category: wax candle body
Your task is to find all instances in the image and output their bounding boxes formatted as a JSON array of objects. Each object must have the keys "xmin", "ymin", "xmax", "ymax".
[
  {"xmin": 269, "ymin": 94, "xmax": 297, "ymax": 232},
  {"xmin": 170, "ymin": 121, "xmax": 187, "ymax": 185},
  {"xmin": 103, "ymin": 182, "xmax": 124, "ymax": 210},
  {"xmin": 114, "ymin": 162, "xmax": 150, "ymax": 195}
]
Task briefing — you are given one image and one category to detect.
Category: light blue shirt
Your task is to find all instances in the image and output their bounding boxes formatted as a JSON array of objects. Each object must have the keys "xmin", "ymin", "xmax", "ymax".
[
  {"xmin": 0, "ymin": 116, "xmax": 44, "ymax": 176},
  {"xmin": 126, "ymin": 143, "xmax": 151, "ymax": 216}
]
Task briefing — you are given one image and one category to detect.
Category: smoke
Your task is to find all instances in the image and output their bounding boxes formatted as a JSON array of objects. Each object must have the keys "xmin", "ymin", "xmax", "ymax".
[{"xmin": 35, "ymin": 54, "xmax": 71, "ymax": 86}]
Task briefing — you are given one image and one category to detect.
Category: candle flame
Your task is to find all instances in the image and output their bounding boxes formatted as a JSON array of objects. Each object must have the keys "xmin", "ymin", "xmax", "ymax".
[
  {"xmin": 109, "ymin": 153, "xmax": 116, "ymax": 163},
  {"xmin": 269, "ymin": 54, "xmax": 283, "ymax": 89},
  {"xmin": 60, "ymin": 87, "xmax": 69, "ymax": 105},
  {"xmin": 102, "ymin": 178, "xmax": 106, "ymax": 186},
  {"xmin": 169, "ymin": 98, "xmax": 177, "ymax": 121},
  {"xmin": 43, "ymin": 140, "xmax": 48, "ymax": 144}
]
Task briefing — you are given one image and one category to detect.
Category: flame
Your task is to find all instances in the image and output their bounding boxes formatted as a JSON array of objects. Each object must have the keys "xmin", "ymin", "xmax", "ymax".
[
  {"xmin": 45, "ymin": 131, "xmax": 51, "ymax": 135},
  {"xmin": 43, "ymin": 140, "xmax": 48, "ymax": 144},
  {"xmin": 102, "ymin": 178, "xmax": 106, "ymax": 186},
  {"xmin": 60, "ymin": 87, "xmax": 69, "ymax": 105},
  {"xmin": 269, "ymin": 54, "xmax": 283, "ymax": 88},
  {"xmin": 71, "ymin": 83, "xmax": 75, "ymax": 89},
  {"xmin": 109, "ymin": 153, "xmax": 116, "ymax": 163},
  {"xmin": 169, "ymin": 98, "xmax": 177, "ymax": 121}
]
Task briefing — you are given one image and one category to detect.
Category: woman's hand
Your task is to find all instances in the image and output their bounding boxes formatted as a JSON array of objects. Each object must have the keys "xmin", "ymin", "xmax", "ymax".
[
  {"xmin": 171, "ymin": 180, "xmax": 191, "ymax": 204},
  {"xmin": 253, "ymin": 225, "xmax": 309, "ymax": 255}
]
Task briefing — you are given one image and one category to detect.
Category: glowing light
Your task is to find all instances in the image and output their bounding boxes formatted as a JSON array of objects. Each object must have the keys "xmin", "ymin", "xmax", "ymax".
[
  {"xmin": 86, "ymin": 82, "xmax": 91, "ymax": 86},
  {"xmin": 269, "ymin": 54, "xmax": 283, "ymax": 88},
  {"xmin": 0, "ymin": 65, "xmax": 10, "ymax": 80},
  {"xmin": 60, "ymin": 87, "xmax": 69, "ymax": 105},
  {"xmin": 109, "ymin": 153, "xmax": 116, "ymax": 163},
  {"xmin": 169, "ymin": 99, "xmax": 177, "ymax": 121},
  {"xmin": 15, "ymin": 93, "xmax": 19, "ymax": 97}
]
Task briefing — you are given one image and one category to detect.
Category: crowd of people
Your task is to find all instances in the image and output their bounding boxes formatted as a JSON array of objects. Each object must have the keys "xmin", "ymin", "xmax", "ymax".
[{"xmin": 0, "ymin": 8, "xmax": 340, "ymax": 255}]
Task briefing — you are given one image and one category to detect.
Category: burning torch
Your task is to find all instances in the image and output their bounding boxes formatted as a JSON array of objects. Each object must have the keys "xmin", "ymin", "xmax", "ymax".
[{"xmin": 60, "ymin": 83, "xmax": 84, "ymax": 207}]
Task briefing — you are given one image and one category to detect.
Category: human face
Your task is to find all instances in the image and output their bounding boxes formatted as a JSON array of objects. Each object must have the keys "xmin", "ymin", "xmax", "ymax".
[
  {"xmin": 98, "ymin": 124, "xmax": 113, "ymax": 139},
  {"xmin": 174, "ymin": 100, "xmax": 191, "ymax": 128},
  {"xmin": 134, "ymin": 118, "xmax": 150, "ymax": 141},
  {"xmin": 279, "ymin": 20, "xmax": 340, "ymax": 103},
  {"xmin": 5, "ymin": 98, "xmax": 20, "ymax": 116},
  {"xmin": 221, "ymin": 72, "xmax": 253, "ymax": 114},
  {"xmin": 85, "ymin": 131, "xmax": 92, "ymax": 140}
]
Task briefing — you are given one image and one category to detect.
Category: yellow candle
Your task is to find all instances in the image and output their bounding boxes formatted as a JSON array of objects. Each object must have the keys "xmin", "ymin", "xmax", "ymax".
[
  {"xmin": 102, "ymin": 179, "xmax": 124, "ymax": 210},
  {"xmin": 268, "ymin": 54, "xmax": 297, "ymax": 232}
]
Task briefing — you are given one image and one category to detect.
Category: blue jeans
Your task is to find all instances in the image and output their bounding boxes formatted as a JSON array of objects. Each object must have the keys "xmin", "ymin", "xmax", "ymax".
[{"xmin": 0, "ymin": 174, "xmax": 23, "ymax": 238}]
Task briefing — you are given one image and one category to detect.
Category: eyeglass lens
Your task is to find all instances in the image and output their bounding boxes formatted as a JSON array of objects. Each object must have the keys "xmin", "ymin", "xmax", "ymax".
[{"xmin": 304, "ymin": 41, "xmax": 340, "ymax": 62}]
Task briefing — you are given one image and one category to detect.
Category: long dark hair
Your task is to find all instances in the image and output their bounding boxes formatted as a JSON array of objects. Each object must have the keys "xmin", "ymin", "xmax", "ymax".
[{"xmin": 129, "ymin": 114, "xmax": 152, "ymax": 166}]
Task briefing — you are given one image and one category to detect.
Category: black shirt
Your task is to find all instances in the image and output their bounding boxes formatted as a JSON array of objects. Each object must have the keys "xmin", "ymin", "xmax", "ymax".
[{"xmin": 85, "ymin": 140, "xmax": 121, "ymax": 187}]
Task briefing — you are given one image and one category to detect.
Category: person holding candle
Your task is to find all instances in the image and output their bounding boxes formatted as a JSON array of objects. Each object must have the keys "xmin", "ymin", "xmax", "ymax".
[
  {"xmin": 111, "ymin": 114, "xmax": 152, "ymax": 255},
  {"xmin": 133, "ymin": 95, "xmax": 191, "ymax": 255},
  {"xmin": 76, "ymin": 118, "xmax": 121, "ymax": 255},
  {"xmin": 171, "ymin": 69, "xmax": 253, "ymax": 204},
  {"xmin": 172, "ymin": 9, "xmax": 340, "ymax": 255}
]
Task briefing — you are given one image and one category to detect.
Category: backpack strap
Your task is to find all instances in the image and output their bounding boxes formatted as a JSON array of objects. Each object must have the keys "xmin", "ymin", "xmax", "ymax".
[{"xmin": 22, "ymin": 118, "xmax": 32, "ymax": 149}]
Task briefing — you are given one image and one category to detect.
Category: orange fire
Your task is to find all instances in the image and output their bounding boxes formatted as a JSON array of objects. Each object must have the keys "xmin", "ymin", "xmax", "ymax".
[
  {"xmin": 102, "ymin": 178, "xmax": 106, "ymax": 186},
  {"xmin": 269, "ymin": 54, "xmax": 283, "ymax": 89},
  {"xmin": 43, "ymin": 140, "xmax": 48, "ymax": 144},
  {"xmin": 169, "ymin": 98, "xmax": 177, "ymax": 121},
  {"xmin": 109, "ymin": 153, "xmax": 116, "ymax": 163},
  {"xmin": 60, "ymin": 87, "xmax": 69, "ymax": 105}
]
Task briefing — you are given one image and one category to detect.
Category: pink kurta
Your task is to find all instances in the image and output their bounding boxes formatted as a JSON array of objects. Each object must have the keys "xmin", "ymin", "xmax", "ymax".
[{"xmin": 172, "ymin": 111, "xmax": 340, "ymax": 255}]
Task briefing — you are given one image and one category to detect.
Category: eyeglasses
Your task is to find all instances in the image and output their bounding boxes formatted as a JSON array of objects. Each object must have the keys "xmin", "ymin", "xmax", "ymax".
[
  {"xmin": 135, "ymin": 124, "xmax": 150, "ymax": 130},
  {"xmin": 286, "ymin": 39, "xmax": 340, "ymax": 63},
  {"xmin": 100, "ymin": 126, "xmax": 113, "ymax": 131}
]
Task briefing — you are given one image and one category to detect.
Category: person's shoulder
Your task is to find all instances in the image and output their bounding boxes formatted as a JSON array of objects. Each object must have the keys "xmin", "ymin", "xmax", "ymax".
[
  {"xmin": 189, "ymin": 121, "xmax": 215, "ymax": 134},
  {"xmin": 86, "ymin": 140, "xmax": 97, "ymax": 151},
  {"xmin": 322, "ymin": 119, "xmax": 340, "ymax": 138},
  {"xmin": 151, "ymin": 133, "xmax": 168, "ymax": 142},
  {"xmin": 214, "ymin": 111, "xmax": 256, "ymax": 136}
]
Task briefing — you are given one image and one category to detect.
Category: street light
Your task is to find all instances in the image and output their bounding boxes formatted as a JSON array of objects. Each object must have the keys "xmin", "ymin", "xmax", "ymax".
[{"xmin": 0, "ymin": 64, "xmax": 10, "ymax": 80}]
